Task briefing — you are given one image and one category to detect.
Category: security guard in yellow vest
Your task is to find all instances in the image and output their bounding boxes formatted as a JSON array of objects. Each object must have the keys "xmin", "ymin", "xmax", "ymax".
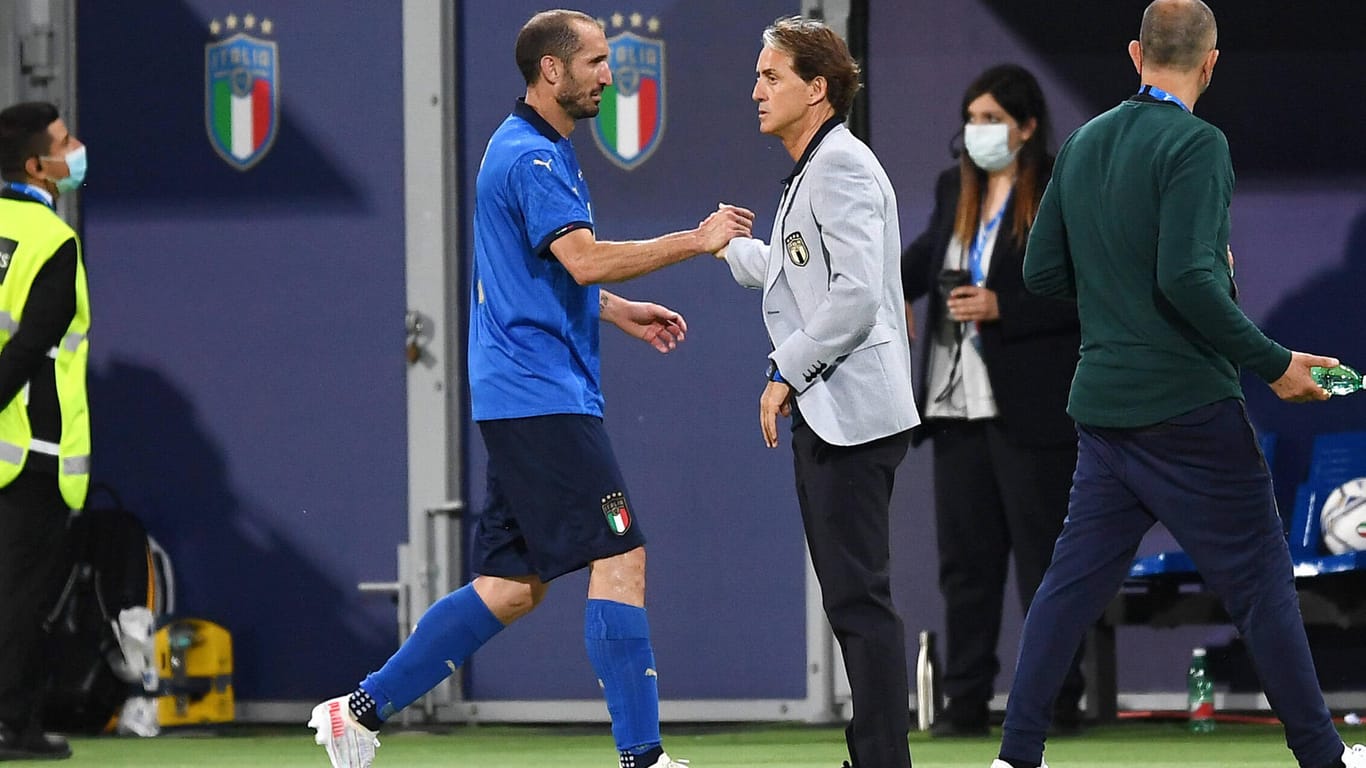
[{"xmin": 0, "ymin": 101, "xmax": 90, "ymax": 762}]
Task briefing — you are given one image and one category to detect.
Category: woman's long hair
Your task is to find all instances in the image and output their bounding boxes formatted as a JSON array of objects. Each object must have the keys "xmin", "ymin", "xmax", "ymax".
[{"xmin": 953, "ymin": 64, "xmax": 1053, "ymax": 249}]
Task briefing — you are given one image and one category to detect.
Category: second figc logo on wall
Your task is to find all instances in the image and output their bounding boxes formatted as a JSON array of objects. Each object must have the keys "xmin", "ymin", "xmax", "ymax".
[
  {"xmin": 591, "ymin": 12, "xmax": 665, "ymax": 172},
  {"xmin": 205, "ymin": 11, "xmax": 279, "ymax": 171}
]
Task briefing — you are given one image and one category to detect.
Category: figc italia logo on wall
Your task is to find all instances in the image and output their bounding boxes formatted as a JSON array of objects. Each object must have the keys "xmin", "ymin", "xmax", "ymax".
[
  {"xmin": 205, "ymin": 12, "xmax": 279, "ymax": 171},
  {"xmin": 591, "ymin": 12, "xmax": 665, "ymax": 171}
]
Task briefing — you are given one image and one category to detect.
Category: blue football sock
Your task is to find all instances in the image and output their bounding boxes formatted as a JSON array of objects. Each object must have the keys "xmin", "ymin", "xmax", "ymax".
[
  {"xmin": 584, "ymin": 598, "xmax": 661, "ymax": 755},
  {"xmin": 359, "ymin": 584, "xmax": 504, "ymax": 721}
]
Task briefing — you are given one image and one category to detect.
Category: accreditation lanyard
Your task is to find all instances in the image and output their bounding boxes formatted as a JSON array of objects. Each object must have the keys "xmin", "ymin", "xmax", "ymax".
[
  {"xmin": 967, "ymin": 190, "xmax": 1010, "ymax": 286},
  {"xmin": 1138, "ymin": 84, "xmax": 1191, "ymax": 113},
  {"xmin": 939, "ymin": 195, "xmax": 1008, "ymax": 405},
  {"xmin": 2, "ymin": 182, "xmax": 54, "ymax": 210}
]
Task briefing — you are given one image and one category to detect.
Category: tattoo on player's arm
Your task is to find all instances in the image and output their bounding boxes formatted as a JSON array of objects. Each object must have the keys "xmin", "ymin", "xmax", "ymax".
[{"xmin": 598, "ymin": 289, "xmax": 617, "ymax": 322}]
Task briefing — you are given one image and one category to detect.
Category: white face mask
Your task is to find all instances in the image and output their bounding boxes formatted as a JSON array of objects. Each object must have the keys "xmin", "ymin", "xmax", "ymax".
[{"xmin": 963, "ymin": 123, "xmax": 1017, "ymax": 172}]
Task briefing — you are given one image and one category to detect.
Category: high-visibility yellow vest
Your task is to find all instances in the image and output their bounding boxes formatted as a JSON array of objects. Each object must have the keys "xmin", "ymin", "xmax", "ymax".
[{"xmin": 0, "ymin": 196, "xmax": 91, "ymax": 509}]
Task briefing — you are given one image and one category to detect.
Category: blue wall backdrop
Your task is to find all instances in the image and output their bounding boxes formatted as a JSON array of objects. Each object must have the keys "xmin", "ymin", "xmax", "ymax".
[
  {"xmin": 73, "ymin": 0, "xmax": 1366, "ymax": 704},
  {"xmin": 77, "ymin": 1, "xmax": 407, "ymax": 699}
]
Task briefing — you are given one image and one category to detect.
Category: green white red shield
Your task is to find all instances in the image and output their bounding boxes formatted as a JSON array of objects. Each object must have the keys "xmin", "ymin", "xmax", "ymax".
[
  {"xmin": 205, "ymin": 33, "xmax": 279, "ymax": 171},
  {"xmin": 592, "ymin": 32, "xmax": 665, "ymax": 171}
]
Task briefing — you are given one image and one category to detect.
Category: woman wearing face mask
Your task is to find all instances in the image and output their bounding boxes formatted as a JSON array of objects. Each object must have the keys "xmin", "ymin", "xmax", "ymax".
[{"xmin": 901, "ymin": 64, "xmax": 1083, "ymax": 737}]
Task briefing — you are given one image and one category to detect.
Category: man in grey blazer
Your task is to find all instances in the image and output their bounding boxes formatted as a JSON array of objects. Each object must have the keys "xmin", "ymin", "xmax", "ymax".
[{"xmin": 720, "ymin": 16, "xmax": 920, "ymax": 768}]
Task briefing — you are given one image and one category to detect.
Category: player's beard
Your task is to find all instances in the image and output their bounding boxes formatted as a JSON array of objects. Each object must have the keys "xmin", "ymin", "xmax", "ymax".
[{"xmin": 557, "ymin": 70, "xmax": 602, "ymax": 120}]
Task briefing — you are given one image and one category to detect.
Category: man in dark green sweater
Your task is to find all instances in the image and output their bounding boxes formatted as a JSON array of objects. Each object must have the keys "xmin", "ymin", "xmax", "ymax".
[{"xmin": 991, "ymin": 2, "xmax": 1360, "ymax": 768}]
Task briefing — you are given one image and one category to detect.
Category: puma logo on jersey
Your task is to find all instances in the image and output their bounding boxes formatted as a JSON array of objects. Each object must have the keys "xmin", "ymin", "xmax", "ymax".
[{"xmin": 532, "ymin": 158, "xmax": 553, "ymax": 172}]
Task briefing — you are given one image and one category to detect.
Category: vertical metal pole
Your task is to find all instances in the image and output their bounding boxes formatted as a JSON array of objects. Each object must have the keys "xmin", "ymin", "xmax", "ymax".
[
  {"xmin": 401, "ymin": 0, "xmax": 462, "ymax": 720},
  {"xmin": 804, "ymin": 549, "xmax": 839, "ymax": 723},
  {"xmin": 6, "ymin": 1, "xmax": 79, "ymax": 227}
]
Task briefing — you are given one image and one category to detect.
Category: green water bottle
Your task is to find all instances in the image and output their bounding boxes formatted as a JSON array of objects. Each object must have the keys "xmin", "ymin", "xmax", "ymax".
[
  {"xmin": 1187, "ymin": 647, "xmax": 1215, "ymax": 733},
  {"xmin": 1312, "ymin": 364, "xmax": 1364, "ymax": 396}
]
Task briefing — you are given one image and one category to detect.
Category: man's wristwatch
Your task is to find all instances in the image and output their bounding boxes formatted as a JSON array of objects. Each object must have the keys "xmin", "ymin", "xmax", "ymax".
[{"xmin": 766, "ymin": 359, "xmax": 785, "ymax": 384}]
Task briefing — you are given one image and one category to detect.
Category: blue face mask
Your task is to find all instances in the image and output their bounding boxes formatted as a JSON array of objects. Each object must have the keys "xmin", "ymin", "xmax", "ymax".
[{"xmin": 44, "ymin": 145, "xmax": 87, "ymax": 193}]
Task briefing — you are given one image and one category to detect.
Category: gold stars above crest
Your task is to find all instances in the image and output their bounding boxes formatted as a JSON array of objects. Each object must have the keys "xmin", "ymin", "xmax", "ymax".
[
  {"xmin": 596, "ymin": 12, "xmax": 662, "ymax": 33},
  {"xmin": 209, "ymin": 12, "xmax": 275, "ymax": 37}
]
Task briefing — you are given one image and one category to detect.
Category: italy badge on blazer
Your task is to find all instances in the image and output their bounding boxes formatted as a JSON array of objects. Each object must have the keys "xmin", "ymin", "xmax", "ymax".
[{"xmin": 785, "ymin": 232, "xmax": 810, "ymax": 266}]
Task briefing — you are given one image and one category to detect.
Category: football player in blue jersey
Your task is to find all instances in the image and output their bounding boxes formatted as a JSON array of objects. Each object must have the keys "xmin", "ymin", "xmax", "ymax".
[{"xmin": 309, "ymin": 9, "xmax": 752, "ymax": 768}]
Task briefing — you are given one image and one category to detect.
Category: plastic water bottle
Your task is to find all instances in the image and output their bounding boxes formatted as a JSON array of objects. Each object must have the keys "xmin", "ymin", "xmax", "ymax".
[
  {"xmin": 1312, "ymin": 364, "xmax": 1364, "ymax": 396},
  {"xmin": 1188, "ymin": 647, "xmax": 1215, "ymax": 733}
]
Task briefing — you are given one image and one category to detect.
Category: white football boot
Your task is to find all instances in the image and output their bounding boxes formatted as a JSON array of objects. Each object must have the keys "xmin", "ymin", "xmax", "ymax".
[
  {"xmin": 645, "ymin": 754, "xmax": 689, "ymax": 768},
  {"xmin": 1342, "ymin": 743, "xmax": 1366, "ymax": 768},
  {"xmin": 308, "ymin": 695, "xmax": 379, "ymax": 768},
  {"xmin": 990, "ymin": 760, "xmax": 1047, "ymax": 768}
]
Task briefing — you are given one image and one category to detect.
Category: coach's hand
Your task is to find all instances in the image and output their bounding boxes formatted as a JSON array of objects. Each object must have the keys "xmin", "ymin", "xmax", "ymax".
[
  {"xmin": 1270, "ymin": 350, "xmax": 1338, "ymax": 403},
  {"xmin": 760, "ymin": 380, "xmax": 792, "ymax": 448}
]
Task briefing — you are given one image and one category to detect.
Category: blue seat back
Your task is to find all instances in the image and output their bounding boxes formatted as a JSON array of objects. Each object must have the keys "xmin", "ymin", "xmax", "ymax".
[
  {"xmin": 1259, "ymin": 431, "xmax": 1278, "ymax": 470},
  {"xmin": 1288, "ymin": 484, "xmax": 1320, "ymax": 560},
  {"xmin": 1307, "ymin": 431, "xmax": 1366, "ymax": 488},
  {"xmin": 1286, "ymin": 431, "xmax": 1366, "ymax": 574}
]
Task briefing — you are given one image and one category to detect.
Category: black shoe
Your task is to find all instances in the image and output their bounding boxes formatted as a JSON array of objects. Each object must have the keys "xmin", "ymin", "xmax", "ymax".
[
  {"xmin": 0, "ymin": 722, "xmax": 71, "ymax": 761},
  {"xmin": 930, "ymin": 717, "xmax": 990, "ymax": 737}
]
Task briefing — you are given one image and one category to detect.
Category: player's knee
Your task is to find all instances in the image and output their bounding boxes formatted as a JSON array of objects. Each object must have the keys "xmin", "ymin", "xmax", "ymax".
[
  {"xmin": 498, "ymin": 584, "xmax": 542, "ymax": 621},
  {"xmin": 473, "ymin": 575, "xmax": 549, "ymax": 623},
  {"xmin": 526, "ymin": 579, "xmax": 549, "ymax": 609}
]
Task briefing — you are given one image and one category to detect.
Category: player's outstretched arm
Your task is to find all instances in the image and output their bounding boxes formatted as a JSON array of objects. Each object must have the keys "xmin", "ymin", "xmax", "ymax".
[
  {"xmin": 551, "ymin": 205, "xmax": 754, "ymax": 285},
  {"xmin": 599, "ymin": 289, "xmax": 688, "ymax": 354}
]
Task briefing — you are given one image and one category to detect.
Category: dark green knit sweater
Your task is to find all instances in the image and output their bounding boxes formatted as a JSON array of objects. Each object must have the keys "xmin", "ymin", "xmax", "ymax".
[{"xmin": 1023, "ymin": 94, "xmax": 1291, "ymax": 428}]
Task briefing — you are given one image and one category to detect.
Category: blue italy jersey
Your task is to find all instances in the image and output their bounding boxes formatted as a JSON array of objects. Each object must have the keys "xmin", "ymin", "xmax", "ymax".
[{"xmin": 469, "ymin": 100, "xmax": 601, "ymax": 421}]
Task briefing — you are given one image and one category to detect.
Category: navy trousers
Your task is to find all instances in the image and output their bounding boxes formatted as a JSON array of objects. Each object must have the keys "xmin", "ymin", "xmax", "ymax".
[{"xmin": 1000, "ymin": 399, "xmax": 1342, "ymax": 768}]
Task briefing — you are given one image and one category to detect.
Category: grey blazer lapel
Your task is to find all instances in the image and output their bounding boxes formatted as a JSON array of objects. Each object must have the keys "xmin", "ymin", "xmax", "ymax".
[{"xmin": 767, "ymin": 162, "xmax": 816, "ymax": 294}]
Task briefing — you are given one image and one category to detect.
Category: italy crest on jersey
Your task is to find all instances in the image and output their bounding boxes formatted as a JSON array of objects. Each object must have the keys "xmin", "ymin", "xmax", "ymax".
[
  {"xmin": 592, "ymin": 16, "xmax": 665, "ymax": 171},
  {"xmin": 205, "ymin": 13, "xmax": 279, "ymax": 171}
]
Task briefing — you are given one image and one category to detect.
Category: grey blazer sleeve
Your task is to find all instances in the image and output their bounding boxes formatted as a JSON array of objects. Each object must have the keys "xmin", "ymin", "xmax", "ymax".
[{"xmin": 725, "ymin": 236, "xmax": 768, "ymax": 289}]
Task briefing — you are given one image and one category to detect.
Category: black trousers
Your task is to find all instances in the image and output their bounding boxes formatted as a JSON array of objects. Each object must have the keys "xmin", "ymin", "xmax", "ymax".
[
  {"xmin": 0, "ymin": 471, "xmax": 72, "ymax": 730},
  {"xmin": 931, "ymin": 419, "xmax": 1082, "ymax": 721},
  {"xmin": 793, "ymin": 422, "xmax": 912, "ymax": 768}
]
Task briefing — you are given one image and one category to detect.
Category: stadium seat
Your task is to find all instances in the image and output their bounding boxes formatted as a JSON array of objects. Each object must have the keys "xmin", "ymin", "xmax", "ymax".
[
  {"xmin": 1125, "ymin": 549, "xmax": 1196, "ymax": 578},
  {"xmin": 1306, "ymin": 431, "xmax": 1366, "ymax": 489},
  {"xmin": 1287, "ymin": 431, "xmax": 1366, "ymax": 576},
  {"xmin": 1095, "ymin": 431, "xmax": 1366, "ymax": 724}
]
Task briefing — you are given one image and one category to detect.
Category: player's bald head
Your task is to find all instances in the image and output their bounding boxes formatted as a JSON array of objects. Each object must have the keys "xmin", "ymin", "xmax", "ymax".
[{"xmin": 1139, "ymin": 0, "xmax": 1217, "ymax": 71}]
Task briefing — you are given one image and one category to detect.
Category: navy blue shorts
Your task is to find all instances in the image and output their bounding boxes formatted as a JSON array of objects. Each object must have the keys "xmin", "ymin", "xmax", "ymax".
[{"xmin": 473, "ymin": 414, "xmax": 646, "ymax": 581}]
